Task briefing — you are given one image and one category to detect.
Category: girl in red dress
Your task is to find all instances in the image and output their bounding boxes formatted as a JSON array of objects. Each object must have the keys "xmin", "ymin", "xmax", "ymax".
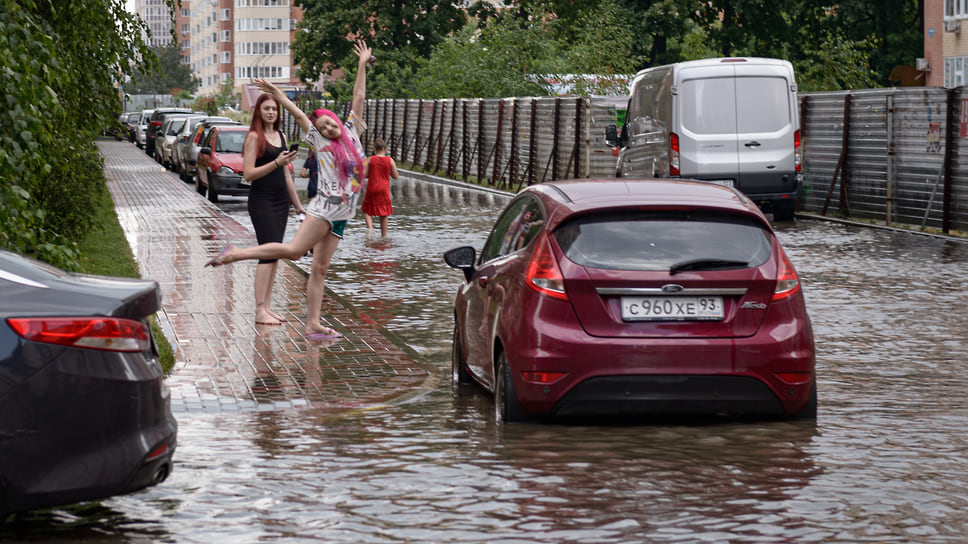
[{"xmin": 362, "ymin": 137, "xmax": 398, "ymax": 237}]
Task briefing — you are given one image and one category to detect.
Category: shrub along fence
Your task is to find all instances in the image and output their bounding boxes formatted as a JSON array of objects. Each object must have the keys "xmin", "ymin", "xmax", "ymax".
[{"xmin": 286, "ymin": 88, "xmax": 967, "ymax": 235}]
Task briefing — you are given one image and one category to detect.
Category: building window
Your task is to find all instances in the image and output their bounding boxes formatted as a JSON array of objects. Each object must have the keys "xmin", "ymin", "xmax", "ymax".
[
  {"xmin": 221, "ymin": 8, "xmax": 231, "ymax": 20},
  {"xmin": 221, "ymin": 51, "xmax": 231, "ymax": 63},
  {"xmin": 946, "ymin": 0, "xmax": 968, "ymax": 18},
  {"xmin": 221, "ymin": 30, "xmax": 231, "ymax": 41},
  {"xmin": 945, "ymin": 56, "xmax": 968, "ymax": 87}
]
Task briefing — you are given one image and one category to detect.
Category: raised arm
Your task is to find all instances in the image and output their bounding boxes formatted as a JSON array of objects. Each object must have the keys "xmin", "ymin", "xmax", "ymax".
[
  {"xmin": 254, "ymin": 78, "xmax": 312, "ymax": 134},
  {"xmin": 350, "ymin": 40, "xmax": 372, "ymax": 118}
]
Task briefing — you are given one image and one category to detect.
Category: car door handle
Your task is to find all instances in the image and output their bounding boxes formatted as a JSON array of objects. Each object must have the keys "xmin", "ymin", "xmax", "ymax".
[
  {"xmin": 477, "ymin": 276, "xmax": 488, "ymax": 287},
  {"xmin": 744, "ymin": 141, "xmax": 761, "ymax": 147}
]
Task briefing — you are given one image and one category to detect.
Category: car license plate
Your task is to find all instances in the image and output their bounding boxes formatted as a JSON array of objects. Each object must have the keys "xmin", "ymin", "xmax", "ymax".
[
  {"xmin": 621, "ymin": 296, "xmax": 724, "ymax": 321},
  {"xmin": 706, "ymin": 179, "xmax": 734, "ymax": 188}
]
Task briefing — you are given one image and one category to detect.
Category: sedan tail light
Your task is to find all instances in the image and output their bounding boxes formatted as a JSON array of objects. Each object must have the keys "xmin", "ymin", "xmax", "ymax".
[
  {"xmin": 525, "ymin": 233, "xmax": 568, "ymax": 301},
  {"xmin": 7, "ymin": 317, "xmax": 151, "ymax": 352},
  {"xmin": 771, "ymin": 247, "xmax": 801, "ymax": 301}
]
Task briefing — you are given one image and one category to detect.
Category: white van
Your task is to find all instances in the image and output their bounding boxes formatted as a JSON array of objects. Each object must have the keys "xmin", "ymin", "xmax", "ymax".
[{"xmin": 605, "ymin": 57, "xmax": 802, "ymax": 221}]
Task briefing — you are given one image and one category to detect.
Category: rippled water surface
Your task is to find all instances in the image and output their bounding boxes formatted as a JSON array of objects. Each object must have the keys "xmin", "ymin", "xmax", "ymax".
[{"xmin": 4, "ymin": 177, "xmax": 968, "ymax": 543}]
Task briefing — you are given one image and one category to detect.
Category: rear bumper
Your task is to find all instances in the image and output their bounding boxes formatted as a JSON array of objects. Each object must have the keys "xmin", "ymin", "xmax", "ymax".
[
  {"xmin": 552, "ymin": 375, "xmax": 784, "ymax": 417},
  {"xmin": 505, "ymin": 316, "xmax": 814, "ymax": 419}
]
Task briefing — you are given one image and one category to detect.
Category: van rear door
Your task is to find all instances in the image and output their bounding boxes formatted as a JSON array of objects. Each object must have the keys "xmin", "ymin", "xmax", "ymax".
[
  {"xmin": 732, "ymin": 63, "xmax": 797, "ymax": 197},
  {"xmin": 676, "ymin": 64, "xmax": 742, "ymax": 185},
  {"xmin": 676, "ymin": 62, "xmax": 796, "ymax": 197}
]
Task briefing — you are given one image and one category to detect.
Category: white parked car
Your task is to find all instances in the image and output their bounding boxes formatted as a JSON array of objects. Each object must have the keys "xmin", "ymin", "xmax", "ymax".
[
  {"xmin": 135, "ymin": 109, "xmax": 154, "ymax": 149},
  {"xmin": 157, "ymin": 116, "xmax": 190, "ymax": 171}
]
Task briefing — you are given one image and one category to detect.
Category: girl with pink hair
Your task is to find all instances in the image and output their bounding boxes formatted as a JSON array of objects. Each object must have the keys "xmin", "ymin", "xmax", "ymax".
[{"xmin": 206, "ymin": 40, "xmax": 372, "ymax": 341}]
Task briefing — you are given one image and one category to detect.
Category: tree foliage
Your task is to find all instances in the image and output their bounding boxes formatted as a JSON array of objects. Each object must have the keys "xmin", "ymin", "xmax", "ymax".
[
  {"xmin": 126, "ymin": 44, "xmax": 200, "ymax": 96},
  {"xmin": 0, "ymin": 0, "xmax": 156, "ymax": 269},
  {"xmin": 293, "ymin": 0, "xmax": 467, "ymax": 100}
]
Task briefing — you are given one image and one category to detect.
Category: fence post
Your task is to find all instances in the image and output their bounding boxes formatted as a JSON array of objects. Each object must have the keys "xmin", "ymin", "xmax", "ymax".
[
  {"xmin": 510, "ymin": 99, "xmax": 519, "ymax": 188},
  {"xmin": 462, "ymin": 100, "xmax": 469, "ymax": 182},
  {"xmin": 943, "ymin": 88, "xmax": 955, "ymax": 233},
  {"xmin": 477, "ymin": 103, "xmax": 485, "ymax": 183},
  {"xmin": 528, "ymin": 100, "xmax": 537, "ymax": 186},
  {"xmin": 552, "ymin": 98, "xmax": 561, "ymax": 181},
  {"xmin": 574, "ymin": 98, "xmax": 583, "ymax": 179},
  {"xmin": 413, "ymin": 100, "xmax": 423, "ymax": 166},
  {"xmin": 885, "ymin": 95, "xmax": 895, "ymax": 226},
  {"xmin": 493, "ymin": 100, "xmax": 504, "ymax": 187},
  {"xmin": 447, "ymin": 98, "xmax": 458, "ymax": 178}
]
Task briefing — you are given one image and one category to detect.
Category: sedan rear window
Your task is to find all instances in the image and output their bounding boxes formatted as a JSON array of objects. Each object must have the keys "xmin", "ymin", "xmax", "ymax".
[{"xmin": 555, "ymin": 212, "xmax": 772, "ymax": 271}]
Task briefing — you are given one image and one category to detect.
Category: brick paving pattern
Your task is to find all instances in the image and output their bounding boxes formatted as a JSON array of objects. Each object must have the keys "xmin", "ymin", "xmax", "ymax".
[{"xmin": 99, "ymin": 141, "xmax": 430, "ymax": 415}]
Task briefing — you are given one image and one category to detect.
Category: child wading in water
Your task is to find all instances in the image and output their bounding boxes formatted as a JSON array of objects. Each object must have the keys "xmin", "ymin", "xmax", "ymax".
[
  {"xmin": 362, "ymin": 137, "xmax": 398, "ymax": 237},
  {"xmin": 204, "ymin": 39, "xmax": 372, "ymax": 341}
]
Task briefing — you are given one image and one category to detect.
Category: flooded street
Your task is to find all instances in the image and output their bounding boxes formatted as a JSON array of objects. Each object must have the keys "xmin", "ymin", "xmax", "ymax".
[{"xmin": 4, "ymin": 175, "xmax": 968, "ymax": 543}]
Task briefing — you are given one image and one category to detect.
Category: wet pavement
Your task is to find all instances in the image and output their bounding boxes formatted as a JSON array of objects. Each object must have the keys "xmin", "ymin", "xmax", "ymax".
[{"xmin": 3, "ymin": 140, "xmax": 968, "ymax": 543}]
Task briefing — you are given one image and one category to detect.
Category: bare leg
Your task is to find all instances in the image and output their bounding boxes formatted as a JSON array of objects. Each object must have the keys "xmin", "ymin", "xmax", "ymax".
[
  {"xmin": 219, "ymin": 216, "xmax": 328, "ymax": 263},
  {"xmin": 305, "ymin": 232, "xmax": 341, "ymax": 336},
  {"xmin": 254, "ymin": 261, "xmax": 285, "ymax": 324},
  {"xmin": 364, "ymin": 213, "xmax": 374, "ymax": 229},
  {"xmin": 378, "ymin": 216, "xmax": 388, "ymax": 237}
]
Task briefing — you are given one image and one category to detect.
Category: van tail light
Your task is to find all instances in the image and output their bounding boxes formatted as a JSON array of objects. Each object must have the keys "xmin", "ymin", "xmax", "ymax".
[
  {"xmin": 525, "ymin": 234, "xmax": 568, "ymax": 301},
  {"xmin": 794, "ymin": 129, "xmax": 802, "ymax": 172},
  {"xmin": 771, "ymin": 247, "xmax": 801, "ymax": 301},
  {"xmin": 7, "ymin": 317, "xmax": 151, "ymax": 352},
  {"xmin": 670, "ymin": 132, "xmax": 680, "ymax": 176}
]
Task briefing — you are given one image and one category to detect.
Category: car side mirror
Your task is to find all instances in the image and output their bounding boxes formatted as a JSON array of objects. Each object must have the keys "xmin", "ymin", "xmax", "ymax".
[
  {"xmin": 605, "ymin": 124, "xmax": 618, "ymax": 147},
  {"xmin": 444, "ymin": 246, "xmax": 477, "ymax": 282},
  {"xmin": 199, "ymin": 147, "xmax": 211, "ymax": 155}
]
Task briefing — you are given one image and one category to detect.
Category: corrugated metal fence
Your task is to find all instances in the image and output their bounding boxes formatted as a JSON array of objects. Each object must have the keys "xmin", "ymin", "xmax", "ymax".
[{"xmin": 287, "ymin": 89, "xmax": 967, "ymax": 234}]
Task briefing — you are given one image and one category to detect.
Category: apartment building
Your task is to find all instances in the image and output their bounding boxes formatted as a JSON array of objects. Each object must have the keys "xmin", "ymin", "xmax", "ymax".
[
  {"xmin": 188, "ymin": 0, "xmax": 303, "ymax": 99},
  {"xmin": 925, "ymin": 0, "xmax": 968, "ymax": 86}
]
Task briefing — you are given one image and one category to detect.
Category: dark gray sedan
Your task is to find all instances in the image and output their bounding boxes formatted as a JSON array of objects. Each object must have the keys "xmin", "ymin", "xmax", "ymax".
[{"xmin": 0, "ymin": 250, "xmax": 177, "ymax": 518}]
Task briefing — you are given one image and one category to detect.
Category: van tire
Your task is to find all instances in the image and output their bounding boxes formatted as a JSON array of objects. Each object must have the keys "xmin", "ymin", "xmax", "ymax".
[{"xmin": 772, "ymin": 200, "xmax": 796, "ymax": 222}]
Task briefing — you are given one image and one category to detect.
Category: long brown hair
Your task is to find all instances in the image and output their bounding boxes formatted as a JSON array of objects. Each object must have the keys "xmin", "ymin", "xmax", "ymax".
[{"xmin": 248, "ymin": 93, "xmax": 281, "ymax": 158}]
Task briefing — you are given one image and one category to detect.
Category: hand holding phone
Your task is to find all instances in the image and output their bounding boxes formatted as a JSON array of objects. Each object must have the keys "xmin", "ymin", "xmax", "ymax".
[{"xmin": 289, "ymin": 143, "xmax": 300, "ymax": 153}]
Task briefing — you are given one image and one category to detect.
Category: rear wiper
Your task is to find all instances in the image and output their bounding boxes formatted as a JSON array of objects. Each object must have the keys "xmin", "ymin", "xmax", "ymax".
[{"xmin": 669, "ymin": 258, "xmax": 749, "ymax": 275}]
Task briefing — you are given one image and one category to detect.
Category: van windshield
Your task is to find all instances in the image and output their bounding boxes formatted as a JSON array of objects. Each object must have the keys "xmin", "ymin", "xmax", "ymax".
[{"xmin": 681, "ymin": 76, "xmax": 790, "ymax": 135}]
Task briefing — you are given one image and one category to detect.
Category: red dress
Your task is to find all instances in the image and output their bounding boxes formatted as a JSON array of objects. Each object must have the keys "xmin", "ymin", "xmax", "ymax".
[{"xmin": 363, "ymin": 155, "xmax": 394, "ymax": 216}]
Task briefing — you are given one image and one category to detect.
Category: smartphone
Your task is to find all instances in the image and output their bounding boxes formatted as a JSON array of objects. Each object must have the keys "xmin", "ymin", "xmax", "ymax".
[{"xmin": 289, "ymin": 143, "xmax": 300, "ymax": 153}]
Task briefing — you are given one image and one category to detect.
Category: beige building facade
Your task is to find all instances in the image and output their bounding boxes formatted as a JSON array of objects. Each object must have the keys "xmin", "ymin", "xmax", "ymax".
[{"xmin": 925, "ymin": 0, "xmax": 968, "ymax": 86}]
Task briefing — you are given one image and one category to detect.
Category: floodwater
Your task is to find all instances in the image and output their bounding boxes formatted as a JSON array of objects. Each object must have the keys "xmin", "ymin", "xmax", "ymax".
[{"xmin": 4, "ymin": 177, "xmax": 968, "ymax": 543}]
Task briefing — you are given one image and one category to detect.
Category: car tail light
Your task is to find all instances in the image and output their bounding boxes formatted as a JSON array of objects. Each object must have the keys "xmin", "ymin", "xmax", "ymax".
[
  {"xmin": 670, "ymin": 132, "xmax": 680, "ymax": 176},
  {"xmin": 525, "ymin": 234, "xmax": 568, "ymax": 301},
  {"xmin": 7, "ymin": 317, "xmax": 151, "ymax": 352},
  {"xmin": 771, "ymin": 247, "xmax": 801, "ymax": 301},
  {"xmin": 794, "ymin": 129, "xmax": 802, "ymax": 172}
]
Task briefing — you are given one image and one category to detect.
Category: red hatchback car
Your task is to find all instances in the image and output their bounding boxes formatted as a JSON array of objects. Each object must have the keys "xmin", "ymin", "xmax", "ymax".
[{"xmin": 445, "ymin": 178, "xmax": 816, "ymax": 423}]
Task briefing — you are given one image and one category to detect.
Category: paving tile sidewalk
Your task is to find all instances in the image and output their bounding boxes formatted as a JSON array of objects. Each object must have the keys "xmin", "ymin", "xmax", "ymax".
[{"xmin": 99, "ymin": 140, "xmax": 430, "ymax": 416}]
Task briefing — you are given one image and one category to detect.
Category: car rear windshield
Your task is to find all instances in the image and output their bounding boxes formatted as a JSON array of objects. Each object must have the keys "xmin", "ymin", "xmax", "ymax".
[{"xmin": 554, "ymin": 211, "xmax": 772, "ymax": 271}]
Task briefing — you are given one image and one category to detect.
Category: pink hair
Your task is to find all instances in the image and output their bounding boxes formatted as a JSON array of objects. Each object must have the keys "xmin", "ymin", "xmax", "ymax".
[{"xmin": 312, "ymin": 108, "xmax": 361, "ymax": 182}]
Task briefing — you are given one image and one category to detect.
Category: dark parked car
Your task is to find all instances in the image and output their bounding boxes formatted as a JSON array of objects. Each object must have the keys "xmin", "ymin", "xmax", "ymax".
[
  {"xmin": 196, "ymin": 124, "xmax": 249, "ymax": 202},
  {"xmin": 145, "ymin": 107, "xmax": 193, "ymax": 158},
  {"xmin": 0, "ymin": 249, "xmax": 177, "ymax": 517},
  {"xmin": 445, "ymin": 178, "xmax": 816, "ymax": 423}
]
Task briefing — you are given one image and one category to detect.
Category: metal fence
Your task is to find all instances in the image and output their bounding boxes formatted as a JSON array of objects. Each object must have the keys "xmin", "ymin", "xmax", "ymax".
[{"xmin": 286, "ymin": 88, "xmax": 967, "ymax": 234}]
